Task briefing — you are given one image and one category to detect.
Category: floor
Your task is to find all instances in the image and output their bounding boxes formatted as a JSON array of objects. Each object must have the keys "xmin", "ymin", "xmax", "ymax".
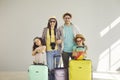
[
  {"xmin": 0, "ymin": 71, "xmax": 120, "ymax": 80},
  {"xmin": 0, "ymin": 71, "xmax": 28, "ymax": 80}
]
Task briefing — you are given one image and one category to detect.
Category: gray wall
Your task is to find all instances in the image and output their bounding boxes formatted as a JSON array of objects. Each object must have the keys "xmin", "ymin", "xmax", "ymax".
[{"xmin": 0, "ymin": 0, "xmax": 120, "ymax": 71}]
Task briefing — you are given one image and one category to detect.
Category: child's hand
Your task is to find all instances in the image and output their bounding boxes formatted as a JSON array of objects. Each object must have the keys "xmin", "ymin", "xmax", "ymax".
[
  {"xmin": 83, "ymin": 52, "xmax": 87, "ymax": 57},
  {"xmin": 35, "ymin": 47, "xmax": 42, "ymax": 53},
  {"xmin": 72, "ymin": 52, "xmax": 78, "ymax": 56},
  {"xmin": 41, "ymin": 46, "xmax": 46, "ymax": 53}
]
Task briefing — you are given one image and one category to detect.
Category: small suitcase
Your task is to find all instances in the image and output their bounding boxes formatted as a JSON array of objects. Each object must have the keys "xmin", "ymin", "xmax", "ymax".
[
  {"xmin": 54, "ymin": 55, "xmax": 67, "ymax": 80},
  {"xmin": 69, "ymin": 59, "xmax": 92, "ymax": 80},
  {"xmin": 28, "ymin": 65, "xmax": 48, "ymax": 80}
]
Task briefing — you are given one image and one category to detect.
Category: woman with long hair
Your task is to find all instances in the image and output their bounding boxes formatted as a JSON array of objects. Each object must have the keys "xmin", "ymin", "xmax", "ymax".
[{"xmin": 42, "ymin": 16, "xmax": 60, "ymax": 80}]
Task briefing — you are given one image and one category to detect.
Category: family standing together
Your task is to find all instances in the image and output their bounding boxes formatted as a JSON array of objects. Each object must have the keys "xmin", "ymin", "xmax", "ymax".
[{"xmin": 32, "ymin": 12, "xmax": 87, "ymax": 80}]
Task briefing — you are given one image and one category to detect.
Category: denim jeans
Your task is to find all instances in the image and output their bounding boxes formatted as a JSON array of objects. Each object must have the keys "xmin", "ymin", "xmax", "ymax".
[{"xmin": 46, "ymin": 50, "xmax": 60, "ymax": 80}]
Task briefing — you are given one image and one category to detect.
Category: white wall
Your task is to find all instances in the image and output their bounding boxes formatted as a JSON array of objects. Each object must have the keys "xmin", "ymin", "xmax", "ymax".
[{"xmin": 0, "ymin": 0, "xmax": 120, "ymax": 71}]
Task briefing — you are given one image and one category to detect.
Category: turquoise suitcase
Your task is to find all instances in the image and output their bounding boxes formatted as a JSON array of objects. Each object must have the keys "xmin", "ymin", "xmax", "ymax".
[{"xmin": 28, "ymin": 65, "xmax": 48, "ymax": 80}]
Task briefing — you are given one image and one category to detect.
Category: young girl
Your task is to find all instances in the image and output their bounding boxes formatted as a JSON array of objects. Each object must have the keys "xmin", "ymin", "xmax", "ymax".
[
  {"xmin": 32, "ymin": 37, "xmax": 47, "ymax": 65},
  {"xmin": 72, "ymin": 34, "xmax": 87, "ymax": 60}
]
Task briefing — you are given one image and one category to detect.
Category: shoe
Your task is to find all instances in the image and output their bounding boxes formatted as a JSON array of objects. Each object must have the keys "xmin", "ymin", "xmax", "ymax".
[
  {"xmin": 38, "ymin": 63, "xmax": 44, "ymax": 65},
  {"xmin": 33, "ymin": 61, "xmax": 37, "ymax": 65}
]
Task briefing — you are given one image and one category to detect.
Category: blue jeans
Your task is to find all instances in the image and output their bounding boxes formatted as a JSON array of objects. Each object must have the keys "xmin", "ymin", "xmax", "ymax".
[
  {"xmin": 46, "ymin": 50, "xmax": 60, "ymax": 80},
  {"xmin": 47, "ymin": 50, "xmax": 60, "ymax": 70}
]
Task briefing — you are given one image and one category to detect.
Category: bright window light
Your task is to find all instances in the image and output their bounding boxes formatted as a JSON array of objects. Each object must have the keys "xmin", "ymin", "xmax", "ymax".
[
  {"xmin": 97, "ymin": 48, "xmax": 110, "ymax": 72},
  {"xmin": 100, "ymin": 16, "xmax": 120, "ymax": 37},
  {"xmin": 93, "ymin": 72, "xmax": 120, "ymax": 80},
  {"xmin": 111, "ymin": 17, "xmax": 120, "ymax": 29},
  {"xmin": 97, "ymin": 39, "xmax": 120, "ymax": 72},
  {"xmin": 100, "ymin": 26, "xmax": 110, "ymax": 37},
  {"xmin": 110, "ymin": 39, "xmax": 120, "ymax": 71}
]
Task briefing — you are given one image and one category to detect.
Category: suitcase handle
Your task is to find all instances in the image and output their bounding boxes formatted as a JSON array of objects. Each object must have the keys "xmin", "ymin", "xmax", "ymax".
[{"xmin": 54, "ymin": 54, "xmax": 61, "ymax": 68}]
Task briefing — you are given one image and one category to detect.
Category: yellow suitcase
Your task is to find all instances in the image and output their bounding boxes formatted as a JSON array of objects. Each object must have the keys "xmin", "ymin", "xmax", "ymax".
[{"xmin": 69, "ymin": 60, "xmax": 92, "ymax": 80}]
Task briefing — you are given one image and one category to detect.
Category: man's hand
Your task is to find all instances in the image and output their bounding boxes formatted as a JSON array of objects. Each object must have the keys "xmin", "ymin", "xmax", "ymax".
[{"xmin": 56, "ymin": 40, "xmax": 62, "ymax": 44}]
